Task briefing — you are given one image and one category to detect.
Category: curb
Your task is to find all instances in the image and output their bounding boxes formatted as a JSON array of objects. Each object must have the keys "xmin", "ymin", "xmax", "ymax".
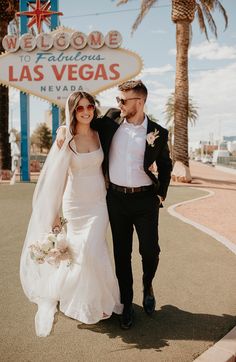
[
  {"xmin": 194, "ymin": 326, "xmax": 236, "ymax": 361},
  {"xmin": 167, "ymin": 187, "xmax": 236, "ymax": 256},
  {"xmin": 215, "ymin": 165, "xmax": 236, "ymax": 176}
]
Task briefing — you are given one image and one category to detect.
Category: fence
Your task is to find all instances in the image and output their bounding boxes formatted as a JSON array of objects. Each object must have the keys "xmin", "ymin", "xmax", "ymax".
[{"xmin": 217, "ymin": 156, "xmax": 236, "ymax": 169}]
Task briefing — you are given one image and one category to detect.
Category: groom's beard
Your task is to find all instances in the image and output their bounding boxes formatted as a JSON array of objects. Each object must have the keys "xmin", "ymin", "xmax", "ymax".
[{"xmin": 120, "ymin": 106, "xmax": 137, "ymax": 120}]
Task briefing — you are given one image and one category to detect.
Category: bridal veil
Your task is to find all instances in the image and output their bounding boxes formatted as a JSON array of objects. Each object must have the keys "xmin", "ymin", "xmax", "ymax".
[{"xmin": 20, "ymin": 96, "xmax": 72, "ymax": 303}]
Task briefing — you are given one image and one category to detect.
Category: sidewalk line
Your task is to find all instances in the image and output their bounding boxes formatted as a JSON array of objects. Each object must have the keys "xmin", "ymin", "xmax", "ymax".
[
  {"xmin": 167, "ymin": 187, "xmax": 236, "ymax": 256},
  {"xmin": 194, "ymin": 325, "xmax": 236, "ymax": 361}
]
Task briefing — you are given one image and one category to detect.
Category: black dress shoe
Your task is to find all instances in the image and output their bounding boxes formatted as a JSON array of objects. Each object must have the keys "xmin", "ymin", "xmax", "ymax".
[
  {"xmin": 143, "ymin": 286, "xmax": 156, "ymax": 315},
  {"xmin": 120, "ymin": 304, "xmax": 134, "ymax": 330}
]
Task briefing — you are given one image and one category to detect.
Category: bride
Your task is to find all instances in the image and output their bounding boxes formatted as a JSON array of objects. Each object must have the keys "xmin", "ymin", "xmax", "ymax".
[{"xmin": 20, "ymin": 91, "xmax": 122, "ymax": 337}]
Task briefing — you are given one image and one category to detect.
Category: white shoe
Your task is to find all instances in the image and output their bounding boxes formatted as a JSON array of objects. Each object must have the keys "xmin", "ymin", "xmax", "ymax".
[{"xmin": 35, "ymin": 300, "xmax": 57, "ymax": 337}]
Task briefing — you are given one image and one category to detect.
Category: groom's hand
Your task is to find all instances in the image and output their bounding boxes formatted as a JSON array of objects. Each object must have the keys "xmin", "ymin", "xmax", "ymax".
[
  {"xmin": 56, "ymin": 126, "xmax": 66, "ymax": 149},
  {"xmin": 148, "ymin": 162, "xmax": 157, "ymax": 173},
  {"xmin": 158, "ymin": 195, "xmax": 164, "ymax": 204}
]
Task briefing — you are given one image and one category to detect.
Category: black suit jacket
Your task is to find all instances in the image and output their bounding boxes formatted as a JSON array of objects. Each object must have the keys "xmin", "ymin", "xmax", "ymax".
[{"xmin": 91, "ymin": 108, "xmax": 172, "ymax": 200}]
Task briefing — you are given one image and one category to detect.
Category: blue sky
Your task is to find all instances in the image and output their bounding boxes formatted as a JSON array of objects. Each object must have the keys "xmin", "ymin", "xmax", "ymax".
[{"xmin": 9, "ymin": 0, "xmax": 236, "ymax": 145}]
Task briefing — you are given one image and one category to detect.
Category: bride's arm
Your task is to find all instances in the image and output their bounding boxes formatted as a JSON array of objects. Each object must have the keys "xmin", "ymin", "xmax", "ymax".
[
  {"xmin": 51, "ymin": 171, "xmax": 68, "ymax": 232},
  {"xmin": 56, "ymin": 126, "xmax": 67, "ymax": 149},
  {"xmin": 52, "ymin": 214, "xmax": 62, "ymax": 234}
]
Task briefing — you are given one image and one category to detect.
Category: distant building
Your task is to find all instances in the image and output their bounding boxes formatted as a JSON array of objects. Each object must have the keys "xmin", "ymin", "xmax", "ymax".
[{"xmin": 223, "ymin": 136, "xmax": 236, "ymax": 142}]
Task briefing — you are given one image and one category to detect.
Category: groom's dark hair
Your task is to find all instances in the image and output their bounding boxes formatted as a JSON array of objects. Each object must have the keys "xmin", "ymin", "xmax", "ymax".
[{"xmin": 118, "ymin": 80, "xmax": 148, "ymax": 102}]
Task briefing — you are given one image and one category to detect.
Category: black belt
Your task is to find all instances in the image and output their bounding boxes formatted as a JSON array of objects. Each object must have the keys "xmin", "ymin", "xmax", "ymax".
[{"xmin": 109, "ymin": 182, "xmax": 153, "ymax": 194}]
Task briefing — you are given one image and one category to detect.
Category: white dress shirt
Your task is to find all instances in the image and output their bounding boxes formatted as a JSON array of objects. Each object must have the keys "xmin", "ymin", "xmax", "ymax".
[{"xmin": 109, "ymin": 116, "xmax": 152, "ymax": 187}]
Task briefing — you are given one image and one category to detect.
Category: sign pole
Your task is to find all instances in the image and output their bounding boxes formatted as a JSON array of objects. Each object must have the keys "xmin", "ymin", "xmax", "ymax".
[
  {"xmin": 20, "ymin": 0, "xmax": 30, "ymax": 181},
  {"xmin": 50, "ymin": 0, "xmax": 60, "ymax": 141}
]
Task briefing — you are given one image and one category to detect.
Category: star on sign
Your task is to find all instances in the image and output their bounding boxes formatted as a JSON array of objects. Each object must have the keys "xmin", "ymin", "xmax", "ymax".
[{"xmin": 16, "ymin": 0, "xmax": 63, "ymax": 33}]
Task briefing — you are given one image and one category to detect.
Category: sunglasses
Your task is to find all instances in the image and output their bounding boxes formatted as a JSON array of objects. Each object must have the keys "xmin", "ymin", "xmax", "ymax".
[
  {"xmin": 76, "ymin": 104, "xmax": 95, "ymax": 113},
  {"xmin": 116, "ymin": 97, "xmax": 141, "ymax": 105}
]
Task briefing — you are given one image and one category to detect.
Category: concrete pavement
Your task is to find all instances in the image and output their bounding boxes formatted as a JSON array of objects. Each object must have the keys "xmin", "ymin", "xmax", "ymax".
[{"xmin": 0, "ymin": 163, "xmax": 236, "ymax": 361}]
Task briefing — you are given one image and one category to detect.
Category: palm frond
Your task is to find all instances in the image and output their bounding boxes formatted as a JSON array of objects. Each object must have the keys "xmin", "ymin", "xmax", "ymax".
[
  {"xmin": 214, "ymin": 0, "xmax": 228, "ymax": 30},
  {"xmin": 199, "ymin": 0, "xmax": 214, "ymax": 9},
  {"xmin": 195, "ymin": 3, "xmax": 209, "ymax": 40},
  {"xmin": 164, "ymin": 93, "xmax": 198, "ymax": 128},
  {"xmin": 117, "ymin": 0, "xmax": 129, "ymax": 5},
  {"xmin": 132, "ymin": 0, "xmax": 158, "ymax": 34},
  {"xmin": 164, "ymin": 93, "xmax": 175, "ymax": 126},
  {"xmin": 197, "ymin": 0, "xmax": 228, "ymax": 38},
  {"xmin": 200, "ymin": 1, "xmax": 217, "ymax": 37}
]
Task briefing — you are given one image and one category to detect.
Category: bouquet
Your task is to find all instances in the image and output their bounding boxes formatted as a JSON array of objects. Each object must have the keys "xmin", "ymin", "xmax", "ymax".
[{"xmin": 29, "ymin": 217, "xmax": 72, "ymax": 267}]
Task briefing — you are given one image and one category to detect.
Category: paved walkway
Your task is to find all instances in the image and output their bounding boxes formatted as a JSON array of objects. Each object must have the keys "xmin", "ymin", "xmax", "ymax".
[
  {"xmin": 0, "ymin": 162, "xmax": 236, "ymax": 361},
  {"xmin": 171, "ymin": 161, "xmax": 236, "ymax": 244}
]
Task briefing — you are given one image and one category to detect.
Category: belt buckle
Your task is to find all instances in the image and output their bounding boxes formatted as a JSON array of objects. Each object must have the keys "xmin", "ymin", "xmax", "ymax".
[
  {"xmin": 131, "ymin": 187, "xmax": 135, "ymax": 193},
  {"xmin": 124, "ymin": 187, "xmax": 127, "ymax": 194}
]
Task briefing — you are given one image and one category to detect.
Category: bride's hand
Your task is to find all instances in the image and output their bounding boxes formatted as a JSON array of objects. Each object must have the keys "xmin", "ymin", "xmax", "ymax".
[
  {"xmin": 52, "ymin": 215, "xmax": 62, "ymax": 234},
  {"xmin": 56, "ymin": 127, "xmax": 66, "ymax": 149}
]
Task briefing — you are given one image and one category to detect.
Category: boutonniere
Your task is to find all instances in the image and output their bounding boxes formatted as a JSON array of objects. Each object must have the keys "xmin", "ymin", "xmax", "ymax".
[{"xmin": 146, "ymin": 129, "xmax": 159, "ymax": 147}]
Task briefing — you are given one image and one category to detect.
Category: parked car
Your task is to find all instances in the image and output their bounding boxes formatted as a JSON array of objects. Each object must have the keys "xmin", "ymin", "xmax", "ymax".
[{"xmin": 201, "ymin": 155, "xmax": 213, "ymax": 164}]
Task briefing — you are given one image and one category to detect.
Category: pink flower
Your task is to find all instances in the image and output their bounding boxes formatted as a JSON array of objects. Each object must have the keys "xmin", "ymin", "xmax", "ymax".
[
  {"xmin": 29, "ymin": 228, "xmax": 72, "ymax": 267},
  {"xmin": 146, "ymin": 129, "xmax": 159, "ymax": 147},
  {"xmin": 48, "ymin": 248, "xmax": 61, "ymax": 257},
  {"xmin": 36, "ymin": 257, "xmax": 45, "ymax": 264}
]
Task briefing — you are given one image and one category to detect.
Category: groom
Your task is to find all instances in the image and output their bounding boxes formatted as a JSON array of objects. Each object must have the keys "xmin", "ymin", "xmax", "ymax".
[{"xmin": 57, "ymin": 80, "xmax": 172, "ymax": 329}]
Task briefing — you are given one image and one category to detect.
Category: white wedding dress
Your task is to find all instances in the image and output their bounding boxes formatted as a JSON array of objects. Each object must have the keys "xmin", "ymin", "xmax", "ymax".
[{"xmin": 24, "ymin": 144, "xmax": 122, "ymax": 337}]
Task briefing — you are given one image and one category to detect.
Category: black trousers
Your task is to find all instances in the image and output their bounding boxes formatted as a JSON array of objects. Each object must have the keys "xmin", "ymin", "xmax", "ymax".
[{"xmin": 106, "ymin": 187, "xmax": 160, "ymax": 305}]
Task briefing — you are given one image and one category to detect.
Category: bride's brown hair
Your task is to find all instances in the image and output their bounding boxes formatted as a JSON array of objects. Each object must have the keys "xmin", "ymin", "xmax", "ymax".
[{"xmin": 67, "ymin": 91, "xmax": 99, "ymax": 153}]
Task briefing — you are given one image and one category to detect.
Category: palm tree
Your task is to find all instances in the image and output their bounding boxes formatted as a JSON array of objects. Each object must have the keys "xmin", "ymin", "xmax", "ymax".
[
  {"xmin": 0, "ymin": 0, "xmax": 19, "ymax": 172},
  {"xmin": 116, "ymin": 0, "xmax": 228, "ymax": 182},
  {"xmin": 164, "ymin": 92, "xmax": 198, "ymax": 159}
]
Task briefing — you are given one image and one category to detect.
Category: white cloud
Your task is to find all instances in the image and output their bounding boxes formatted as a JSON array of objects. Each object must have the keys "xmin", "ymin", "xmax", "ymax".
[
  {"xmin": 189, "ymin": 62, "xmax": 236, "ymax": 141},
  {"xmin": 189, "ymin": 40, "xmax": 236, "ymax": 60},
  {"xmin": 97, "ymin": 86, "xmax": 118, "ymax": 109},
  {"xmin": 142, "ymin": 64, "xmax": 174, "ymax": 76}
]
